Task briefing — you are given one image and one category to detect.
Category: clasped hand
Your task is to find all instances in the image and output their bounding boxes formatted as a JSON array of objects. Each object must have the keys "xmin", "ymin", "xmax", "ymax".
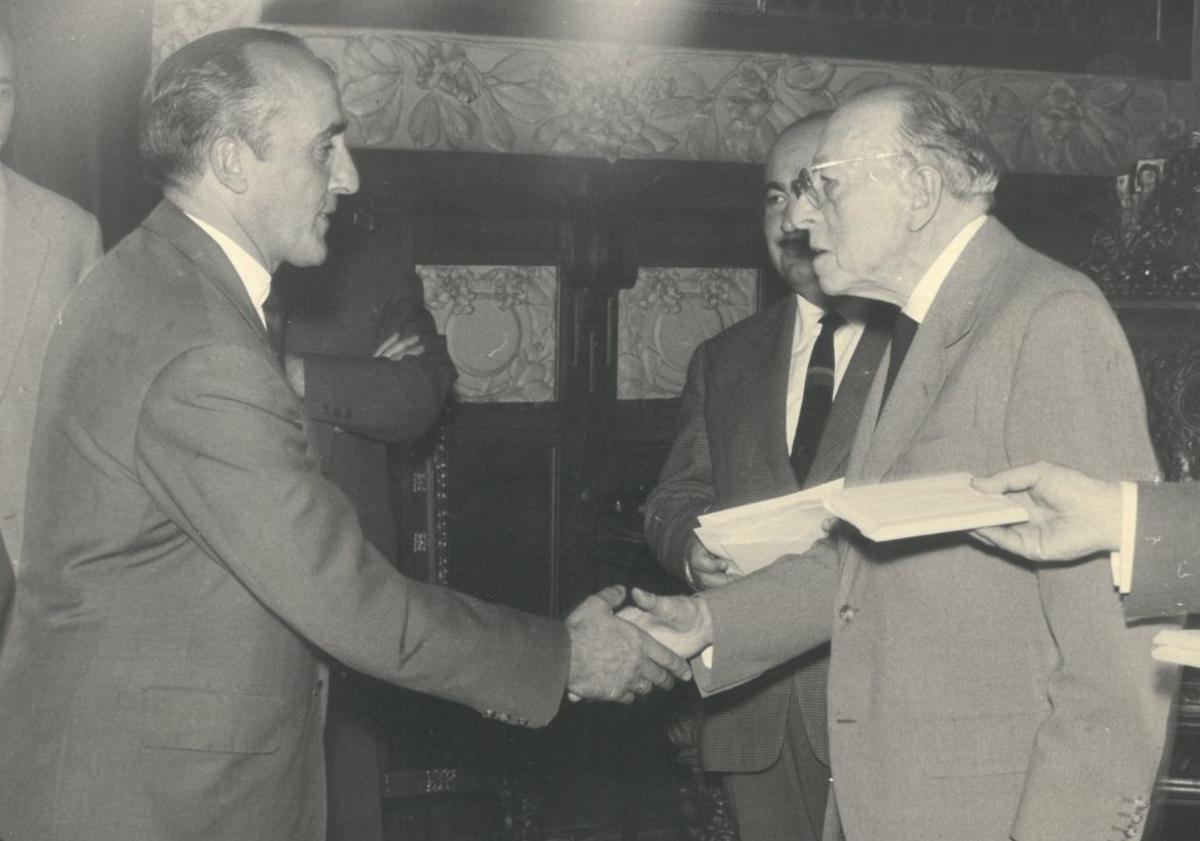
[{"xmin": 564, "ymin": 585, "xmax": 714, "ymax": 703}]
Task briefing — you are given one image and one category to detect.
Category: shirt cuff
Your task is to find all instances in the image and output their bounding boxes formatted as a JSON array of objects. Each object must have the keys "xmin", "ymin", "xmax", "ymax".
[{"xmin": 1110, "ymin": 480, "xmax": 1138, "ymax": 594}]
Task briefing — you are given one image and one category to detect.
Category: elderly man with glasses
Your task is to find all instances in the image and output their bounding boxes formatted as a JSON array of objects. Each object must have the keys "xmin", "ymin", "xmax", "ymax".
[{"xmin": 622, "ymin": 84, "xmax": 1179, "ymax": 841}]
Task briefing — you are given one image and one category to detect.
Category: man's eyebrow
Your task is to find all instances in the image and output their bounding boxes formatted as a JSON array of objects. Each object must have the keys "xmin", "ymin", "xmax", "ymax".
[
  {"xmin": 764, "ymin": 178, "xmax": 788, "ymax": 193},
  {"xmin": 318, "ymin": 120, "xmax": 349, "ymax": 141}
]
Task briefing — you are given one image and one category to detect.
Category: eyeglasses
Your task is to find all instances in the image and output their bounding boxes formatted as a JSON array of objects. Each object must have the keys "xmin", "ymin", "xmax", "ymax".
[{"xmin": 791, "ymin": 151, "xmax": 910, "ymax": 209}]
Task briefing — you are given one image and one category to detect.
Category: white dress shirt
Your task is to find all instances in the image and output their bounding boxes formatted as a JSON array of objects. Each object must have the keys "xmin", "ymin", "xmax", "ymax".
[
  {"xmin": 184, "ymin": 212, "xmax": 272, "ymax": 328},
  {"xmin": 785, "ymin": 295, "xmax": 866, "ymax": 451},
  {"xmin": 902, "ymin": 214, "xmax": 988, "ymax": 325}
]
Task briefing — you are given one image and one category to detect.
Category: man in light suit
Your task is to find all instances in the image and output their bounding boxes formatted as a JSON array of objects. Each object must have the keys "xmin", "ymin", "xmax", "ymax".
[
  {"xmin": 0, "ymin": 24, "xmax": 102, "ymax": 571},
  {"xmin": 0, "ymin": 28, "xmax": 686, "ymax": 841},
  {"xmin": 624, "ymin": 84, "xmax": 1179, "ymax": 841},
  {"xmin": 644, "ymin": 113, "xmax": 890, "ymax": 841}
]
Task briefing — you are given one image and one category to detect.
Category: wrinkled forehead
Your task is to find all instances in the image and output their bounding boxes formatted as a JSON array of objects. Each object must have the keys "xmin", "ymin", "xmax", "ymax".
[{"xmin": 814, "ymin": 97, "xmax": 902, "ymax": 165}]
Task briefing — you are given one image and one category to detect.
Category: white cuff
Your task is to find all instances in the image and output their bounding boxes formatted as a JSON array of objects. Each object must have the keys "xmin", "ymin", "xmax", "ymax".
[{"xmin": 1111, "ymin": 481, "xmax": 1138, "ymax": 594}]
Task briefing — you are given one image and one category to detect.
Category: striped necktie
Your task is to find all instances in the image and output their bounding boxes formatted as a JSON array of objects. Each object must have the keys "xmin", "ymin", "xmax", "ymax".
[{"xmin": 790, "ymin": 311, "xmax": 844, "ymax": 485}]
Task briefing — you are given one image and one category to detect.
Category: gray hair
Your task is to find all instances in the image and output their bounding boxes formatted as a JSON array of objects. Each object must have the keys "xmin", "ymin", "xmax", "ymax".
[
  {"xmin": 139, "ymin": 27, "xmax": 314, "ymax": 188},
  {"xmin": 872, "ymin": 84, "xmax": 1001, "ymax": 203}
]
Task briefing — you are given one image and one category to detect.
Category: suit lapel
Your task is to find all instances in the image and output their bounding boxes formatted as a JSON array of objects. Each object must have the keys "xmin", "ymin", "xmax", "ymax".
[
  {"xmin": 142, "ymin": 202, "xmax": 275, "ymax": 360},
  {"xmin": 0, "ymin": 168, "xmax": 50, "ymax": 405},
  {"xmin": 857, "ymin": 218, "xmax": 1005, "ymax": 482},
  {"xmin": 741, "ymin": 298, "xmax": 801, "ymax": 492},
  {"xmin": 805, "ymin": 316, "xmax": 890, "ymax": 487}
]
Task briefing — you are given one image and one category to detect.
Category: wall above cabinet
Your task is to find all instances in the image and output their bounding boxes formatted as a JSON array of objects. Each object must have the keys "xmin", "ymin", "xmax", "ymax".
[{"xmin": 266, "ymin": 0, "xmax": 1193, "ymax": 79}]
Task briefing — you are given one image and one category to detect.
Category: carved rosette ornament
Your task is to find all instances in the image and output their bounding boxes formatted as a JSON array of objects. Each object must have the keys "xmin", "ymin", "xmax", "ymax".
[
  {"xmin": 618, "ymin": 268, "xmax": 757, "ymax": 400},
  {"xmin": 418, "ymin": 265, "xmax": 558, "ymax": 403}
]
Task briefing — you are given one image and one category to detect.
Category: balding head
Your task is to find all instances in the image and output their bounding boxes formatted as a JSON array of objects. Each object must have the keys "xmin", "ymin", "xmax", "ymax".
[
  {"xmin": 139, "ymin": 27, "xmax": 331, "ymax": 189},
  {"xmin": 763, "ymin": 111, "xmax": 830, "ymax": 302}
]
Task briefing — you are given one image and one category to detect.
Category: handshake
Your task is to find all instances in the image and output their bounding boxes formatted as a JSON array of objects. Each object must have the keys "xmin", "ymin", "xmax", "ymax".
[{"xmin": 564, "ymin": 586, "xmax": 714, "ymax": 703}]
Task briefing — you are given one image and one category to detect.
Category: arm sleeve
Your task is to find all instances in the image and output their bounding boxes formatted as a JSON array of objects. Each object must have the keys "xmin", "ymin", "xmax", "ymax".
[
  {"xmin": 1002, "ymin": 291, "xmax": 1179, "ymax": 841},
  {"xmin": 300, "ymin": 274, "xmax": 457, "ymax": 442},
  {"xmin": 1126, "ymin": 479, "xmax": 1200, "ymax": 617},
  {"xmin": 692, "ymin": 536, "xmax": 840, "ymax": 695},
  {"xmin": 134, "ymin": 344, "xmax": 567, "ymax": 727},
  {"xmin": 643, "ymin": 343, "xmax": 717, "ymax": 581}
]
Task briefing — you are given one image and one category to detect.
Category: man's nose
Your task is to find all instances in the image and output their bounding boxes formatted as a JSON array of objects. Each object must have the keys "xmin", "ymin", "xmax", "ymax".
[
  {"xmin": 330, "ymin": 143, "xmax": 359, "ymax": 195},
  {"xmin": 786, "ymin": 192, "xmax": 820, "ymax": 230}
]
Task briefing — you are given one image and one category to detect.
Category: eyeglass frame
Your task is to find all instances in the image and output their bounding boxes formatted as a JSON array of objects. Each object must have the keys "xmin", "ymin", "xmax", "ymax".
[{"xmin": 790, "ymin": 150, "xmax": 912, "ymax": 210}]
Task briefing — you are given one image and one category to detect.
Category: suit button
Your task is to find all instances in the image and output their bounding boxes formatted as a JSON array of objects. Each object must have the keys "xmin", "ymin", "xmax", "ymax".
[
  {"xmin": 313, "ymin": 680, "xmax": 324, "ymax": 695},
  {"xmin": 838, "ymin": 604, "xmax": 856, "ymax": 622}
]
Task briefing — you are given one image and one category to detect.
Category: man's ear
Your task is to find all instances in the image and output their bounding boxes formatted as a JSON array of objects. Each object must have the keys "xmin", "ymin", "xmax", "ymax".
[
  {"xmin": 906, "ymin": 164, "xmax": 941, "ymax": 232},
  {"xmin": 209, "ymin": 135, "xmax": 248, "ymax": 193}
]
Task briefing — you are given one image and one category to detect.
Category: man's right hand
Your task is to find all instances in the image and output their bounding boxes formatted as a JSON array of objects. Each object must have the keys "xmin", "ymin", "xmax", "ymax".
[
  {"xmin": 970, "ymin": 461, "xmax": 1123, "ymax": 561},
  {"xmin": 685, "ymin": 537, "xmax": 742, "ymax": 590},
  {"xmin": 617, "ymin": 588, "xmax": 713, "ymax": 660},
  {"xmin": 564, "ymin": 585, "xmax": 692, "ymax": 704}
]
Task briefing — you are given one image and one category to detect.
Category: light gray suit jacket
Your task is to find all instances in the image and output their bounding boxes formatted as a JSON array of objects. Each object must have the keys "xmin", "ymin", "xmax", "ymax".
[
  {"xmin": 645, "ymin": 296, "xmax": 889, "ymax": 773},
  {"xmin": 697, "ymin": 218, "xmax": 1179, "ymax": 841},
  {"xmin": 0, "ymin": 165, "xmax": 101, "ymax": 567}
]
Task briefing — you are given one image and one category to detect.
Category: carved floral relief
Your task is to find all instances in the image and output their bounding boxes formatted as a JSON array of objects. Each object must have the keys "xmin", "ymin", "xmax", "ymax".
[
  {"xmin": 294, "ymin": 24, "xmax": 1198, "ymax": 175},
  {"xmin": 418, "ymin": 265, "xmax": 558, "ymax": 403},
  {"xmin": 618, "ymin": 268, "xmax": 757, "ymax": 400},
  {"xmin": 150, "ymin": 5, "xmax": 1198, "ymax": 175}
]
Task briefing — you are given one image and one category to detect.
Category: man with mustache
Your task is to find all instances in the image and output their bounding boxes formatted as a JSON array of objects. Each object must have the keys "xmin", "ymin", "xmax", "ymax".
[{"xmin": 644, "ymin": 112, "xmax": 890, "ymax": 841}]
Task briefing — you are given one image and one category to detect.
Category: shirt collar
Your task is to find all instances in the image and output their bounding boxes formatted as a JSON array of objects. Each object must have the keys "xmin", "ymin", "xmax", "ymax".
[
  {"xmin": 184, "ymin": 212, "xmax": 273, "ymax": 327},
  {"xmin": 902, "ymin": 214, "xmax": 987, "ymax": 324}
]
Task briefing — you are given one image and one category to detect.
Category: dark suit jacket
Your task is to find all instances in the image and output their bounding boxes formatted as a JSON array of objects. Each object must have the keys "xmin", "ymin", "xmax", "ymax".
[
  {"xmin": 644, "ymin": 297, "xmax": 888, "ymax": 773},
  {"xmin": 0, "ymin": 164, "xmax": 102, "ymax": 567},
  {"xmin": 1126, "ymin": 481, "xmax": 1200, "ymax": 617},
  {"xmin": 696, "ymin": 219, "xmax": 1178, "ymax": 841},
  {"xmin": 278, "ymin": 223, "xmax": 457, "ymax": 558},
  {"xmin": 0, "ymin": 202, "xmax": 568, "ymax": 841}
]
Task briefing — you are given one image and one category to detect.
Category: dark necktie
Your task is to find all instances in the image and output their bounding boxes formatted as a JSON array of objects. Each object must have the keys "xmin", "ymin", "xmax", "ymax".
[
  {"xmin": 880, "ymin": 312, "xmax": 918, "ymax": 413},
  {"xmin": 261, "ymin": 290, "xmax": 285, "ymax": 362},
  {"xmin": 790, "ymin": 311, "xmax": 844, "ymax": 485}
]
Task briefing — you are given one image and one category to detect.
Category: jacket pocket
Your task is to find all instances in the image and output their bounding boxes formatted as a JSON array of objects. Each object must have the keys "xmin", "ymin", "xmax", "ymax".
[
  {"xmin": 916, "ymin": 713, "xmax": 1034, "ymax": 778},
  {"xmin": 141, "ymin": 686, "xmax": 284, "ymax": 754}
]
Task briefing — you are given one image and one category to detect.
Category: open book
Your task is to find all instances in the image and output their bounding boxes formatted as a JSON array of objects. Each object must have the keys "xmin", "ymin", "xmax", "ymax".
[{"xmin": 694, "ymin": 472, "xmax": 1028, "ymax": 575}]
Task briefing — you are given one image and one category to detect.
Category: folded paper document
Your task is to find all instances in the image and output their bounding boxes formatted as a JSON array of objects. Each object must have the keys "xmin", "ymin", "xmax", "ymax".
[{"xmin": 695, "ymin": 472, "xmax": 1028, "ymax": 575}]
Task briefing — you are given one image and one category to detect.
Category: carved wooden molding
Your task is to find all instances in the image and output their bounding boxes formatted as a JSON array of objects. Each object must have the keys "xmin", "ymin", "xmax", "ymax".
[{"xmin": 152, "ymin": 2, "xmax": 1200, "ymax": 175}]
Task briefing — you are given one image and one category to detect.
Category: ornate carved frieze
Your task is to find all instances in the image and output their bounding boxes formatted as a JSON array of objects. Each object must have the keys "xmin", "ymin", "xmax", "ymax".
[
  {"xmin": 618, "ymin": 268, "xmax": 757, "ymax": 400},
  {"xmin": 417, "ymin": 265, "xmax": 558, "ymax": 403},
  {"xmin": 288, "ymin": 24, "xmax": 1197, "ymax": 175},
  {"xmin": 151, "ymin": 5, "xmax": 1199, "ymax": 174}
]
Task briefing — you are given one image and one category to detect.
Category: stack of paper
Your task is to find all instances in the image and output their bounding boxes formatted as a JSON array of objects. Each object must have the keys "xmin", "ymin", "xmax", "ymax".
[
  {"xmin": 694, "ymin": 479, "xmax": 843, "ymax": 574},
  {"xmin": 694, "ymin": 472, "xmax": 1029, "ymax": 575}
]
